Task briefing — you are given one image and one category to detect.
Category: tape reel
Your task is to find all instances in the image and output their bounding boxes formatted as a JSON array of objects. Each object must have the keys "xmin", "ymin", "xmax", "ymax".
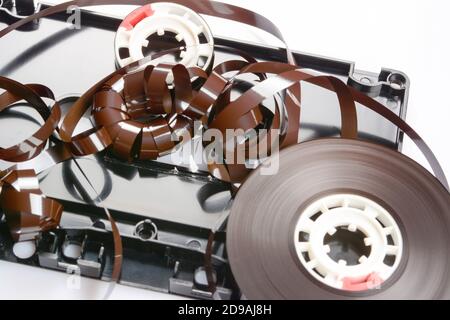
[
  {"xmin": 114, "ymin": 2, "xmax": 214, "ymax": 72},
  {"xmin": 227, "ymin": 139, "xmax": 450, "ymax": 299}
]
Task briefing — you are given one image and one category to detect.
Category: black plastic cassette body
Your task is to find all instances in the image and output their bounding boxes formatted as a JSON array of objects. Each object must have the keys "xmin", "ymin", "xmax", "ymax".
[{"xmin": 0, "ymin": 3, "xmax": 409, "ymax": 299}]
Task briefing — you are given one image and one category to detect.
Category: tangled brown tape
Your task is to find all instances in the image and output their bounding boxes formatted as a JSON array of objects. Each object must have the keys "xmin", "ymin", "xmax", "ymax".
[{"xmin": 0, "ymin": 0, "xmax": 449, "ymax": 299}]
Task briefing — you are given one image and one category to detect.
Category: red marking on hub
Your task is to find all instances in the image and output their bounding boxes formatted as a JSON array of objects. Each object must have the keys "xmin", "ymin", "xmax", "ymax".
[
  {"xmin": 342, "ymin": 272, "xmax": 383, "ymax": 291},
  {"xmin": 120, "ymin": 5, "xmax": 154, "ymax": 31}
]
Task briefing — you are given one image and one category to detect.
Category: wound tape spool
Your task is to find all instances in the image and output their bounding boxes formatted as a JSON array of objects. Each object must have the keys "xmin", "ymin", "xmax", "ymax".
[{"xmin": 227, "ymin": 139, "xmax": 450, "ymax": 299}]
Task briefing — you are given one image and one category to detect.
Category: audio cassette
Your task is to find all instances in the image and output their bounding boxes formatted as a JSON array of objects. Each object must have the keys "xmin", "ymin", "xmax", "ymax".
[{"xmin": 1, "ymin": 0, "xmax": 447, "ymax": 300}]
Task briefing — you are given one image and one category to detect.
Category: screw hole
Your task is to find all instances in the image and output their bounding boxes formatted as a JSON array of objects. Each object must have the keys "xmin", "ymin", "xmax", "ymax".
[
  {"xmin": 360, "ymin": 77, "xmax": 372, "ymax": 85},
  {"xmin": 134, "ymin": 219, "xmax": 158, "ymax": 240},
  {"xmin": 388, "ymin": 73, "xmax": 407, "ymax": 90},
  {"xmin": 186, "ymin": 239, "xmax": 201, "ymax": 249}
]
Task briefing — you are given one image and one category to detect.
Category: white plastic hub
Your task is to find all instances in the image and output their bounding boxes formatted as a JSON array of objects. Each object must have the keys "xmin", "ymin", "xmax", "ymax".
[
  {"xmin": 63, "ymin": 242, "xmax": 82, "ymax": 260},
  {"xmin": 115, "ymin": 3, "xmax": 214, "ymax": 72},
  {"xmin": 13, "ymin": 240, "xmax": 36, "ymax": 260},
  {"xmin": 293, "ymin": 194, "xmax": 403, "ymax": 292}
]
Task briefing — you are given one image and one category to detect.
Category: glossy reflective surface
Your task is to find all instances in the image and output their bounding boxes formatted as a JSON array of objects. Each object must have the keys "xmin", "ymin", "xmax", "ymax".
[{"xmin": 0, "ymin": 9, "xmax": 406, "ymax": 228}]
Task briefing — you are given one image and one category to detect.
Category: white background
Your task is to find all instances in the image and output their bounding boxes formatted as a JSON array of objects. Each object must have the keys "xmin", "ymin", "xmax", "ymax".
[{"xmin": 0, "ymin": 0, "xmax": 449, "ymax": 299}]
